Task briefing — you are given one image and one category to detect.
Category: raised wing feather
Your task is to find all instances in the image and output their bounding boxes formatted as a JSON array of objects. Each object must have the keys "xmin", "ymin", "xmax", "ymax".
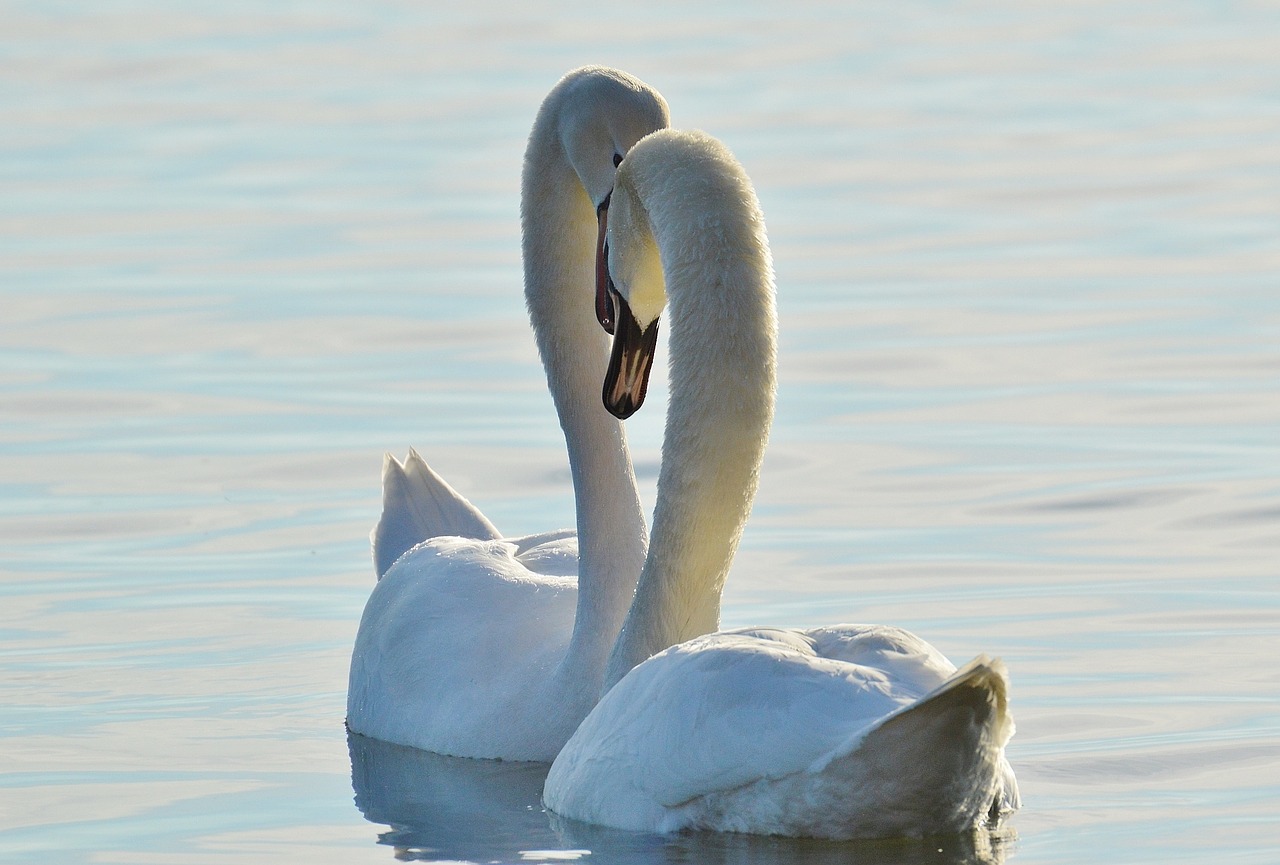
[{"xmin": 372, "ymin": 449, "xmax": 502, "ymax": 578}]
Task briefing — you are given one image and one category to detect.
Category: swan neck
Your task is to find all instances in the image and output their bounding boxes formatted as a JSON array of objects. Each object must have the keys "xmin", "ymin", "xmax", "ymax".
[
  {"xmin": 604, "ymin": 181, "xmax": 776, "ymax": 689},
  {"xmin": 521, "ymin": 117, "xmax": 649, "ymax": 679}
]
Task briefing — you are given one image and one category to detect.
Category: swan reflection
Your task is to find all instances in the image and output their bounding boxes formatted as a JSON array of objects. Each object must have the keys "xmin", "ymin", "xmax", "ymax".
[
  {"xmin": 349, "ymin": 731, "xmax": 556, "ymax": 860},
  {"xmin": 349, "ymin": 730, "xmax": 1013, "ymax": 865}
]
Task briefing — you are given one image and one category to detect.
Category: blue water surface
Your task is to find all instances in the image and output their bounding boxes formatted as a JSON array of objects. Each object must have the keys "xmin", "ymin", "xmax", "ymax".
[{"xmin": 2, "ymin": 2, "xmax": 1278, "ymax": 863}]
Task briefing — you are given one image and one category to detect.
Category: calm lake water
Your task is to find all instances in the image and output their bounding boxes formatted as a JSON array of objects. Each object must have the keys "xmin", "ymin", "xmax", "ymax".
[{"xmin": 2, "ymin": 2, "xmax": 1278, "ymax": 863}]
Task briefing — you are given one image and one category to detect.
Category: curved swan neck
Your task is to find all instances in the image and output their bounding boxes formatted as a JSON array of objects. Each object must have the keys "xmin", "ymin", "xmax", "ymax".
[
  {"xmin": 604, "ymin": 132, "xmax": 777, "ymax": 689},
  {"xmin": 521, "ymin": 83, "xmax": 649, "ymax": 673}
]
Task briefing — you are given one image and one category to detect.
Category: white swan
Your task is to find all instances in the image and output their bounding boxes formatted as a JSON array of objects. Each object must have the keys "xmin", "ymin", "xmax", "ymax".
[
  {"xmin": 345, "ymin": 67, "xmax": 669, "ymax": 761},
  {"xmin": 543, "ymin": 129, "xmax": 1020, "ymax": 838}
]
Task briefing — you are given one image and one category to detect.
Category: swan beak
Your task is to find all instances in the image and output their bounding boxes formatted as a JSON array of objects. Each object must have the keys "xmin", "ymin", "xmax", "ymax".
[
  {"xmin": 595, "ymin": 194, "xmax": 616, "ymax": 334},
  {"xmin": 602, "ymin": 287, "xmax": 659, "ymax": 420}
]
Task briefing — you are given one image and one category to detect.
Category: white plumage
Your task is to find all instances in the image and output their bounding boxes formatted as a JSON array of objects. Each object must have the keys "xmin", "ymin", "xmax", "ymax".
[
  {"xmin": 544, "ymin": 129, "xmax": 1019, "ymax": 837},
  {"xmin": 346, "ymin": 67, "xmax": 668, "ymax": 761},
  {"xmin": 548, "ymin": 625, "xmax": 1018, "ymax": 837}
]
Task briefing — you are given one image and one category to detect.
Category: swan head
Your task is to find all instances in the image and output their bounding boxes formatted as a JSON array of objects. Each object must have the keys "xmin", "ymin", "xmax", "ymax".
[
  {"xmin": 555, "ymin": 67, "xmax": 669, "ymax": 209},
  {"xmin": 545, "ymin": 67, "xmax": 669, "ymax": 332},
  {"xmin": 600, "ymin": 150, "xmax": 666, "ymax": 419},
  {"xmin": 599, "ymin": 129, "xmax": 770, "ymax": 421}
]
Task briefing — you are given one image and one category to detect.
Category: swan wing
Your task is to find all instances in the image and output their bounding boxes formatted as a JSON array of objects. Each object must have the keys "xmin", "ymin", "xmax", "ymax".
[
  {"xmin": 546, "ymin": 627, "xmax": 1016, "ymax": 837},
  {"xmin": 372, "ymin": 449, "xmax": 502, "ymax": 578},
  {"xmin": 510, "ymin": 529, "xmax": 580, "ymax": 577},
  {"xmin": 545, "ymin": 626, "xmax": 950, "ymax": 830}
]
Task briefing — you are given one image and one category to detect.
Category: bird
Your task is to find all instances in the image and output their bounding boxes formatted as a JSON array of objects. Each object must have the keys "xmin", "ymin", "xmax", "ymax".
[
  {"xmin": 345, "ymin": 66, "xmax": 669, "ymax": 761},
  {"xmin": 542, "ymin": 128, "xmax": 1020, "ymax": 839}
]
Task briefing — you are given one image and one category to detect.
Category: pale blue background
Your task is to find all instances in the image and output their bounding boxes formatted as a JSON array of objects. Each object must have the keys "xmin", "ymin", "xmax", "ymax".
[{"xmin": 2, "ymin": 2, "xmax": 1278, "ymax": 863}]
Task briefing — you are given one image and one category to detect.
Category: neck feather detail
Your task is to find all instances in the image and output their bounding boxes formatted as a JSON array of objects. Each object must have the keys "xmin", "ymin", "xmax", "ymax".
[
  {"xmin": 604, "ymin": 131, "xmax": 777, "ymax": 688},
  {"xmin": 521, "ymin": 103, "xmax": 648, "ymax": 683}
]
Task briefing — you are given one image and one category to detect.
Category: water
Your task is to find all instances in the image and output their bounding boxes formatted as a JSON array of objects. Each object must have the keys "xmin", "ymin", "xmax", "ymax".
[{"xmin": 2, "ymin": 1, "xmax": 1278, "ymax": 863}]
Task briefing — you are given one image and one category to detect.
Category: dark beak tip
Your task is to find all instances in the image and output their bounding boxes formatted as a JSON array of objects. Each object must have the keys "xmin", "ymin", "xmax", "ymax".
[
  {"xmin": 606, "ymin": 398, "xmax": 641, "ymax": 420},
  {"xmin": 601, "ymin": 290, "xmax": 658, "ymax": 421}
]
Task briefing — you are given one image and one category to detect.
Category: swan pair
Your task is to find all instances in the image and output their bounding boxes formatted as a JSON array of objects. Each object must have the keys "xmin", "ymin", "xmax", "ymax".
[{"xmin": 347, "ymin": 66, "xmax": 1019, "ymax": 839}]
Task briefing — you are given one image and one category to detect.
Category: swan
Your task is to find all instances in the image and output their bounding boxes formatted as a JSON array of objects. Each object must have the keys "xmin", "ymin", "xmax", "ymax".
[
  {"xmin": 542, "ymin": 129, "xmax": 1020, "ymax": 838},
  {"xmin": 345, "ymin": 66, "xmax": 669, "ymax": 761}
]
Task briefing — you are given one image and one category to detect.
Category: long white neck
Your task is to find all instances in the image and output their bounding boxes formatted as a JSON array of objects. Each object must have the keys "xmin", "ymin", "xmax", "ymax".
[
  {"xmin": 604, "ymin": 154, "xmax": 777, "ymax": 688},
  {"xmin": 521, "ymin": 112, "xmax": 649, "ymax": 681}
]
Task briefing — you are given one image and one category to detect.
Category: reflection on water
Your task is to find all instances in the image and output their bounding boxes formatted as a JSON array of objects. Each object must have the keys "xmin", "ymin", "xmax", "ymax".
[
  {"xmin": 349, "ymin": 732, "xmax": 556, "ymax": 861},
  {"xmin": 349, "ymin": 732, "xmax": 1013, "ymax": 865}
]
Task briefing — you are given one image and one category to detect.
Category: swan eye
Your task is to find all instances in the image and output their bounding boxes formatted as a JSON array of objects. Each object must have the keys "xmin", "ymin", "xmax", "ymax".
[{"xmin": 613, "ymin": 153, "xmax": 623, "ymax": 167}]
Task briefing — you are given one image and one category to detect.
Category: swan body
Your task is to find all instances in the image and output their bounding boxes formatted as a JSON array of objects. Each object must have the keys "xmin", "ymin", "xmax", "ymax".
[
  {"xmin": 548, "ymin": 626, "xmax": 1019, "ymax": 837},
  {"xmin": 346, "ymin": 67, "xmax": 669, "ymax": 761},
  {"xmin": 543, "ymin": 129, "xmax": 1019, "ymax": 836}
]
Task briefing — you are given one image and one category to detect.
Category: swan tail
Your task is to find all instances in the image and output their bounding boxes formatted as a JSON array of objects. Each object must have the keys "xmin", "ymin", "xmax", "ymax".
[
  {"xmin": 806, "ymin": 655, "xmax": 1019, "ymax": 836},
  {"xmin": 371, "ymin": 449, "xmax": 502, "ymax": 579}
]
